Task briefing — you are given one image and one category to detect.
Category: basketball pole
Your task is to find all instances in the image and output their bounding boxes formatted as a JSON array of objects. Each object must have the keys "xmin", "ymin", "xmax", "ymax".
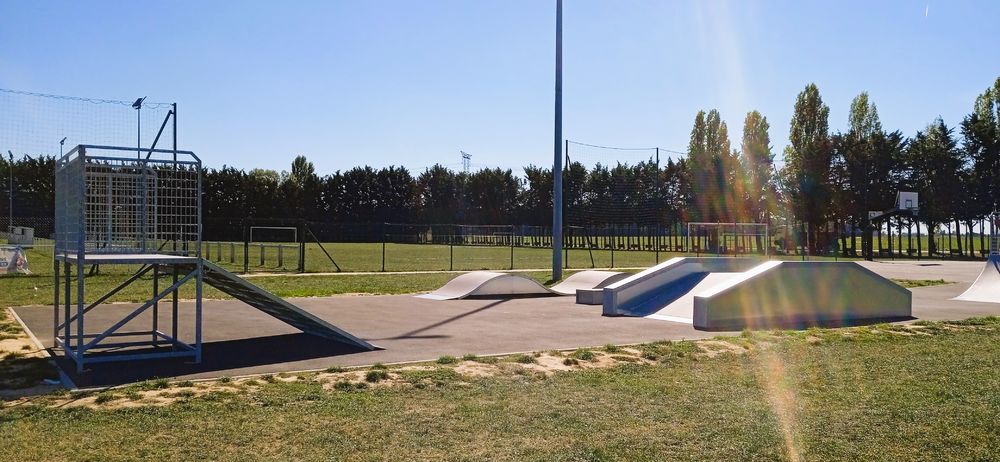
[{"xmin": 552, "ymin": 0, "xmax": 564, "ymax": 280}]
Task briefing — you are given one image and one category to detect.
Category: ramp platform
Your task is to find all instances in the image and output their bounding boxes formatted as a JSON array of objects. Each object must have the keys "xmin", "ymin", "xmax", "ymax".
[
  {"xmin": 602, "ymin": 257, "xmax": 761, "ymax": 316},
  {"xmin": 418, "ymin": 270, "xmax": 630, "ymax": 301},
  {"xmin": 416, "ymin": 271, "xmax": 554, "ymax": 300},
  {"xmin": 599, "ymin": 258, "xmax": 911, "ymax": 330},
  {"xmin": 181, "ymin": 261, "xmax": 376, "ymax": 350},
  {"xmin": 952, "ymin": 254, "xmax": 1000, "ymax": 303}
]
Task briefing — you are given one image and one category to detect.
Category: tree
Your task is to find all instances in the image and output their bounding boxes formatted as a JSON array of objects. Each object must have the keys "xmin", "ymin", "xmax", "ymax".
[
  {"xmin": 520, "ymin": 165, "xmax": 552, "ymax": 225},
  {"xmin": 905, "ymin": 118, "xmax": 966, "ymax": 255},
  {"xmin": 962, "ymin": 77, "xmax": 1000, "ymax": 231},
  {"xmin": 781, "ymin": 83, "xmax": 834, "ymax": 254},
  {"xmin": 740, "ymin": 110, "xmax": 775, "ymax": 224},
  {"xmin": 739, "ymin": 111, "xmax": 775, "ymax": 251},
  {"xmin": 416, "ymin": 165, "xmax": 461, "ymax": 223}
]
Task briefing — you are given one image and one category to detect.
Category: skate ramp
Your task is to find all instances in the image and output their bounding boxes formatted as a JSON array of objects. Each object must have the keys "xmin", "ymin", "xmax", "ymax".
[
  {"xmin": 549, "ymin": 270, "xmax": 628, "ymax": 295},
  {"xmin": 644, "ymin": 272, "xmax": 743, "ymax": 323},
  {"xmin": 416, "ymin": 271, "xmax": 554, "ymax": 300},
  {"xmin": 693, "ymin": 261, "xmax": 912, "ymax": 330},
  {"xmin": 181, "ymin": 261, "xmax": 376, "ymax": 350},
  {"xmin": 952, "ymin": 254, "xmax": 1000, "ymax": 303},
  {"xmin": 601, "ymin": 257, "xmax": 761, "ymax": 316}
]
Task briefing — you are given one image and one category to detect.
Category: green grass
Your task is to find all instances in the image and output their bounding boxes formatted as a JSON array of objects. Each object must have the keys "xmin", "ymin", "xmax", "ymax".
[
  {"xmin": 1, "ymin": 318, "xmax": 998, "ymax": 460},
  {"xmin": 892, "ymin": 279, "xmax": 953, "ymax": 288}
]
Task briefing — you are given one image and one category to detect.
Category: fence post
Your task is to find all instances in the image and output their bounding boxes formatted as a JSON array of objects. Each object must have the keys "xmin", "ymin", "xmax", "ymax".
[
  {"xmin": 510, "ymin": 224, "xmax": 514, "ymax": 270},
  {"xmin": 243, "ymin": 227, "xmax": 249, "ymax": 274},
  {"xmin": 381, "ymin": 222, "xmax": 387, "ymax": 272}
]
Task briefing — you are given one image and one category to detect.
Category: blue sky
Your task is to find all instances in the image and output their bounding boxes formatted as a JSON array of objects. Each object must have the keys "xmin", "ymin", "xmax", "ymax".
[{"xmin": 1, "ymin": 0, "xmax": 998, "ymax": 175}]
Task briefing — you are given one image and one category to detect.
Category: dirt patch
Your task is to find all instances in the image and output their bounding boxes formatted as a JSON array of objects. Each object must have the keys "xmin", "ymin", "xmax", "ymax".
[{"xmin": 694, "ymin": 340, "xmax": 747, "ymax": 358}]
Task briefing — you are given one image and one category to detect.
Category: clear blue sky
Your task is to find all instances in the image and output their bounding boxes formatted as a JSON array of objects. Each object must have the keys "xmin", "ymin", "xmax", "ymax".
[{"xmin": 2, "ymin": 0, "xmax": 998, "ymax": 175}]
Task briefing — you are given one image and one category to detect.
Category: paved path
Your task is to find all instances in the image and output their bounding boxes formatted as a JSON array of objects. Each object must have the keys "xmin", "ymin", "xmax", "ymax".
[{"xmin": 12, "ymin": 260, "xmax": 1000, "ymax": 388}]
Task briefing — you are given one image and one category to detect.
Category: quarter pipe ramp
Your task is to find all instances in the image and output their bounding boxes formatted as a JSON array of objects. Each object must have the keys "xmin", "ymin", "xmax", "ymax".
[{"xmin": 953, "ymin": 254, "xmax": 1000, "ymax": 304}]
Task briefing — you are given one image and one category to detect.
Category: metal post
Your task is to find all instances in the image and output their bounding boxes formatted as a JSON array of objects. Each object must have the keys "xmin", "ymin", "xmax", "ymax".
[
  {"xmin": 382, "ymin": 223, "xmax": 386, "ymax": 272},
  {"xmin": 64, "ymin": 261, "xmax": 70, "ymax": 352},
  {"xmin": 152, "ymin": 264, "xmax": 159, "ymax": 345},
  {"xmin": 75, "ymin": 258, "xmax": 85, "ymax": 372},
  {"xmin": 53, "ymin": 258, "xmax": 59, "ymax": 347},
  {"xmin": 7, "ymin": 151, "xmax": 12, "ymax": 234},
  {"xmin": 510, "ymin": 224, "xmax": 514, "ymax": 270},
  {"xmin": 551, "ymin": 0, "xmax": 563, "ymax": 280},
  {"xmin": 172, "ymin": 265, "xmax": 178, "ymax": 349},
  {"xmin": 195, "ymin": 259, "xmax": 203, "ymax": 363}
]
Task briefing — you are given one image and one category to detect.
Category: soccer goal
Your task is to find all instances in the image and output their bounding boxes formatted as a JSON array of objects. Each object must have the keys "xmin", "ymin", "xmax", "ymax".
[
  {"xmin": 247, "ymin": 226, "xmax": 300, "ymax": 272},
  {"xmin": 686, "ymin": 222, "xmax": 769, "ymax": 256}
]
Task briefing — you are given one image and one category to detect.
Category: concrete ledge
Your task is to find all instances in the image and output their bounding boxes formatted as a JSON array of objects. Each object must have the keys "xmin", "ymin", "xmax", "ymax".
[
  {"xmin": 575, "ymin": 288, "xmax": 604, "ymax": 305},
  {"xmin": 601, "ymin": 257, "xmax": 760, "ymax": 316},
  {"xmin": 693, "ymin": 261, "xmax": 912, "ymax": 330}
]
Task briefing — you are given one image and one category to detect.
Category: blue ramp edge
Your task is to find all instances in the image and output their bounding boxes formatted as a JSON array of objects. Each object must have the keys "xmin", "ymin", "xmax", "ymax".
[{"xmin": 182, "ymin": 260, "xmax": 377, "ymax": 351}]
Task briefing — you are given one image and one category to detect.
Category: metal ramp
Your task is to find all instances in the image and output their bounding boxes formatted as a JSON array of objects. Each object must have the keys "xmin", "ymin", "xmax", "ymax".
[{"xmin": 180, "ymin": 260, "xmax": 376, "ymax": 350}]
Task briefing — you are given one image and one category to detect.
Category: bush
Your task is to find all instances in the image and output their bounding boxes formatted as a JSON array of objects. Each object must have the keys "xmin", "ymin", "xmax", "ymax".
[
  {"xmin": 365, "ymin": 369, "xmax": 389, "ymax": 383},
  {"xmin": 436, "ymin": 355, "xmax": 459, "ymax": 365},
  {"xmin": 510, "ymin": 354, "xmax": 537, "ymax": 364},
  {"xmin": 571, "ymin": 349, "xmax": 596, "ymax": 361}
]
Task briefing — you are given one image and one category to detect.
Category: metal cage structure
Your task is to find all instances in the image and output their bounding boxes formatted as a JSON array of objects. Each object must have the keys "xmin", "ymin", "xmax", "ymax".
[{"xmin": 54, "ymin": 144, "xmax": 203, "ymax": 372}]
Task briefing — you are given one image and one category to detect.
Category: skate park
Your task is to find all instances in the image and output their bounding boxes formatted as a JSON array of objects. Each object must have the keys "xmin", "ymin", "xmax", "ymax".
[
  {"xmin": 10, "ymin": 254, "xmax": 1000, "ymax": 388},
  {"xmin": 5, "ymin": 141, "xmax": 1000, "ymax": 390}
]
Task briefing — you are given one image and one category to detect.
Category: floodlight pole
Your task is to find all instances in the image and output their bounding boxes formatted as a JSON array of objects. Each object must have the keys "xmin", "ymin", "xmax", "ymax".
[
  {"xmin": 552, "ymin": 0, "xmax": 563, "ymax": 280},
  {"xmin": 132, "ymin": 97, "xmax": 145, "ymax": 159},
  {"xmin": 7, "ymin": 151, "xmax": 12, "ymax": 234}
]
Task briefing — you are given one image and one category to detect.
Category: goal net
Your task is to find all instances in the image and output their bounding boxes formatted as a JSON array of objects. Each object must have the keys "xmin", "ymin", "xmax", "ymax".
[{"xmin": 686, "ymin": 222, "xmax": 769, "ymax": 255}]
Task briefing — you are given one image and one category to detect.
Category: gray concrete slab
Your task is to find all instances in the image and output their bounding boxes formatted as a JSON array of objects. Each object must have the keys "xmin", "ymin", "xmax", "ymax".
[{"xmin": 12, "ymin": 259, "xmax": 1000, "ymax": 387}]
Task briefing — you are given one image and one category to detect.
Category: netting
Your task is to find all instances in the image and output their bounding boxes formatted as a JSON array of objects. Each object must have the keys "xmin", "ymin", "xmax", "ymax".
[
  {"xmin": 1, "ymin": 88, "xmax": 174, "ymax": 159},
  {"xmin": 55, "ymin": 145, "xmax": 201, "ymax": 256},
  {"xmin": 563, "ymin": 141, "xmax": 662, "ymax": 226}
]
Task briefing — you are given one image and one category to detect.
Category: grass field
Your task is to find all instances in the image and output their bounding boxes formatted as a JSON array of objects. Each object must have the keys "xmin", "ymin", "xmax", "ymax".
[{"xmin": 1, "ymin": 318, "xmax": 998, "ymax": 461}]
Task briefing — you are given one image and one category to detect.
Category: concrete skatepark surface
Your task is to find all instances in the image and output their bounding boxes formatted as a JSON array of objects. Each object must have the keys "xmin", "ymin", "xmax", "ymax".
[{"xmin": 11, "ymin": 259, "xmax": 1000, "ymax": 387}]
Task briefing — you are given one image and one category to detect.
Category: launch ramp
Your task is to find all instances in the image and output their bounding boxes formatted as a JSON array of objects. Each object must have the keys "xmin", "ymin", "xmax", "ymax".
[
  {"xmin": 416, "ymin": 271, "xmax": 554, "ymax": 300},
  {"xmin": 953, "ymin": 254, "xmax": 1000, "ymax": 304},
  {"xmin": 549, "ymin": 270, "xmax": 628, "ymax": 295},
  {"xmin": 182, "ymin": 260, "xmax": 376, "ymax": 350}
]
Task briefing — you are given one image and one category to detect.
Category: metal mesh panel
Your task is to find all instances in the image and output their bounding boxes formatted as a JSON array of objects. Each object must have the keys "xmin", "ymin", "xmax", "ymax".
[{"xmin": 55, "ymin": 145, "xmax": 201, "ymax": 256}]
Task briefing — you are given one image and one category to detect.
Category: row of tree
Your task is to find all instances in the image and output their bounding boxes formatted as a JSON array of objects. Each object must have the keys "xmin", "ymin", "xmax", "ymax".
[{"xmin": 2, "ymin": 77, "xmax": 998, "ymax": 255}]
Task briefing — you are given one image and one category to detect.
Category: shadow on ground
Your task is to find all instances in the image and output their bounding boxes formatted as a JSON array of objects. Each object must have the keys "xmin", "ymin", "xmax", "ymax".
[{"xmin": 54, "ymin": 333, "xmax": 370, "ymax": 388}]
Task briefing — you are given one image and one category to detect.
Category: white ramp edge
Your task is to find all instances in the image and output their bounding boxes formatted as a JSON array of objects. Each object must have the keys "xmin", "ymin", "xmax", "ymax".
[
  {"xmin": 601, "ymin": 257, "xmax": 761, "ymax": 316},
  {"xmin": 549, "ymin": 270, "xmax": 628, "ymax": 295},
  {"xmin": 416, "ymin": 271, "xmax": 553, "ymax": 300},
  {"xmin": 692, "ymin": 261, "xmax": 912, "ymax": 330},
  {"xmin": 952, "ymin": 254, "xmax": 1000, "ymax": 304}
]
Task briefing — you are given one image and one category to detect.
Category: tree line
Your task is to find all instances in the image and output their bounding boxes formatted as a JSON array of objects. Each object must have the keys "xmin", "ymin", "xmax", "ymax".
[{"xmin": 2, "ymin": 77, "xmax": 998, "ymax": 255}]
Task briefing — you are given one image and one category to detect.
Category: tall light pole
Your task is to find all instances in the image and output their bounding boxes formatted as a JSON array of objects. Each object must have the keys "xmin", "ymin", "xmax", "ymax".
[
  {"xmin": 552, "ymin": 0, "xmax": 563, "ymax": 280},
  {"xmin": 7, "ymin": 150, "xmax": 12, "ymax": 234},
  {"xmin": 132, "ymin": 97, "xmax": 146, "ymax": 159}
]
